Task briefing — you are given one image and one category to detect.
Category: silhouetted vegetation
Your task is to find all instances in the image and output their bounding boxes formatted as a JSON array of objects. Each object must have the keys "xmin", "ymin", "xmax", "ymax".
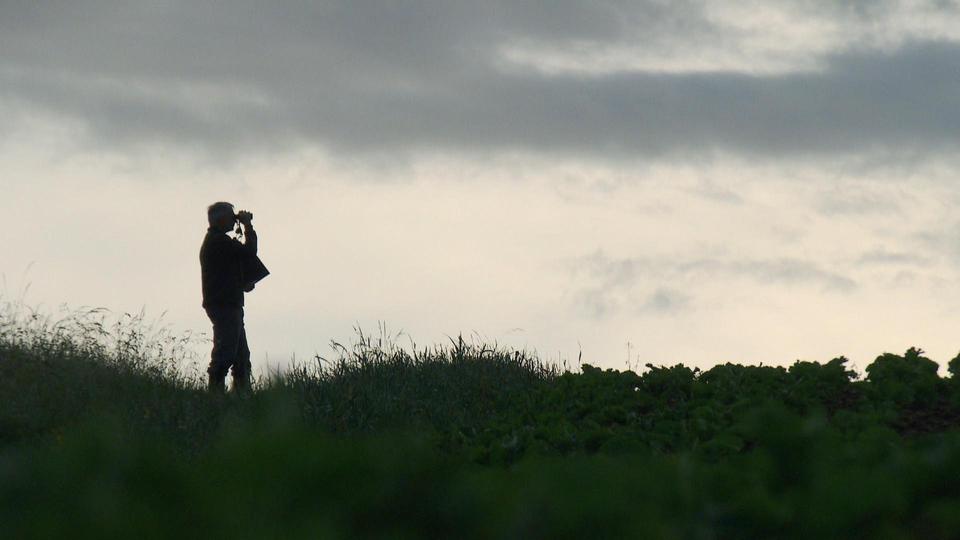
[{"xmin": 3, "ymin": 301, "xmax": 960, "ymax": 538}]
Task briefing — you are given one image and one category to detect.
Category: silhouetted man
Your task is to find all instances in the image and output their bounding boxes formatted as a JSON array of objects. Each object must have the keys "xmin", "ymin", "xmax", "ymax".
[{"xmin": 200, "ymin": 202, "xmax": 269, "ymax": 392}]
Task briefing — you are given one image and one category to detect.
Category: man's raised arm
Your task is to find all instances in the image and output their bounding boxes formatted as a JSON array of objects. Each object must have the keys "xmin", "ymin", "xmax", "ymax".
[
  {"xmin": 242, "ymin": 223, "xmax": 258, "ymax": 256},
  {"xmin": 234, "ymin": 211, "xmax": 258, "ymax": 256}
]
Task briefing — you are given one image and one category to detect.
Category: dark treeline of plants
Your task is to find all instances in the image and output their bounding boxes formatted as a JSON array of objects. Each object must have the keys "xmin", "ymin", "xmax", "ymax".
[
  {"xmin": 3, "ymin": 303, "xmax": 960, "ymax": 538},
  {"xmin": 279, "ymin": 338, "xmax": 960, "ymax": 466}
]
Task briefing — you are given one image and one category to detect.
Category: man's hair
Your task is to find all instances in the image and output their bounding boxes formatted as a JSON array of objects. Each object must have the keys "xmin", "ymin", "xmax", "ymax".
[{"xmin": 207, "ymin": 202, "xmax": 235, "ymax": 226}]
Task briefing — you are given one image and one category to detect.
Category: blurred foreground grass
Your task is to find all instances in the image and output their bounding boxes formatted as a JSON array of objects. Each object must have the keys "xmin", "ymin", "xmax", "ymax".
[{"xmin": 4, "ymin": 301, "xmax": 960, "ymax": 538}]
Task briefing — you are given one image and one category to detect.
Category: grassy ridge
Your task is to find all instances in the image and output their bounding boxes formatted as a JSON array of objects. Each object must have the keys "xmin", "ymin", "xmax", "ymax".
[{"xmin": 4, "ymin": 305, "xmax": 960, "ymax": 537}]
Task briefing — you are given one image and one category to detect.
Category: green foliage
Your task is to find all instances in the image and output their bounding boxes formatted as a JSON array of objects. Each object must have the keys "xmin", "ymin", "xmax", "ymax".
[
  {"xmin": 866, "ymin": 347, "xmax": 942, "ymax": 406},
  {"xmin": 5, "ymin": 409, "xmax": 960, "ymax": 539},
  {"xmin": 5, "ymin": 302, "xmax": 960, "ymax": 536},
  {"xmin": 785, "ymin": 356, "xmax": 859, "ymax": 412}
]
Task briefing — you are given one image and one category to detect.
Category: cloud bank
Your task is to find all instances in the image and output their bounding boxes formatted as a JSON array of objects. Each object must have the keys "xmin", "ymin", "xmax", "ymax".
[{"xmin": 2, "ymin": 1, "xmax": 960, "ymax": 161}]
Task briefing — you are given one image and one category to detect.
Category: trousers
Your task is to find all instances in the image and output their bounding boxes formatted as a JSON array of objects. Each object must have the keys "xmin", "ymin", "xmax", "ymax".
[{"xmin": 205, "ymin": 306, "xmax": 251, "ymax": 391}]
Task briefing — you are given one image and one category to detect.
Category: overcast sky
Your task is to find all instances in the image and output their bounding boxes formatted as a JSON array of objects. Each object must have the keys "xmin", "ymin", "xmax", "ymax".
[{"xmin": 4, "ymin": 0, "xmax": 960, "ymax": 374}]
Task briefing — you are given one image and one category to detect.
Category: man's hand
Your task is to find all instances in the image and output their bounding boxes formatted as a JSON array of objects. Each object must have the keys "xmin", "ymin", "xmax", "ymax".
[{"xmin": 236, "ymin": 210, "xmax": 254, "ymax": 226}]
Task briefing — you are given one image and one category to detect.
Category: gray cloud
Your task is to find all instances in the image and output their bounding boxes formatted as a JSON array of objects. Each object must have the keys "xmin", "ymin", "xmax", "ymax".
[
  {"xmin": 856, "ymin": 249, "xmax": 931, "ymax": 266},
  {"xmin": 569, "ymin": 251, "xmax": 856, "ymax": 319},
  {"xmin": 815, "ymin": 184, "xmax": 908, "ymax": 216},
  {"xmin": 574, "ymin": 251, "xmax": 858, "ymax": 290},
  {"xmin": 641, "ymin": 287, "xmax": 691, "ymax": 314},
  {"xmin": 911, "ymin": 221, "xmax": 960, "ymax": 265},
  {"xmin": 728, "ymin": 259, "xmax": 857, "ymax": 291},
  {"xmin": 573, "ymin": 285, "xmax": 691, "ymax": 320},
  {"xmin": 688, "ymin": 180, "xmax": 745, "ymax": 204},
  {"xmin": 2, "ymin": 1, "xmax": 960, "ymax": 161}
]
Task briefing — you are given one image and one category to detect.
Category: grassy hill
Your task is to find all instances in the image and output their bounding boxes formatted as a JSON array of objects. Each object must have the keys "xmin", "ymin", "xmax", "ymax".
[{"xmin": 4, "ymin": 304, "xmax": 960, "ymax": 538}]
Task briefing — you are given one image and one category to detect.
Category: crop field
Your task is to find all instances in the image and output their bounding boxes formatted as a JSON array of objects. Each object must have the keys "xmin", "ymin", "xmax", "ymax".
[{"xmin": 3, "ymin": 304, "xmax": 960, "ymax": 538}]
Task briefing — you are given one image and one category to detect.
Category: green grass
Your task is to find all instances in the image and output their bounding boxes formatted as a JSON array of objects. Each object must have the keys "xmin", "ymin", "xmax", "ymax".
[{"xmin": 4, "ymin": 301, "xmax": 960, "ymax": 538}]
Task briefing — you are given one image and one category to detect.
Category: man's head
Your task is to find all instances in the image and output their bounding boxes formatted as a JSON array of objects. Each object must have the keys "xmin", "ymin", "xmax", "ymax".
[{"xmin": 207, "ymin": 202, "xmax": 236, "ymax": 232}]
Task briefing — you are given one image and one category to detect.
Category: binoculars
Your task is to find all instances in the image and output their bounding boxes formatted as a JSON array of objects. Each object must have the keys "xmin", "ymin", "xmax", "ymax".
[{"xmin": 234, "ymin": 210, "xmax": 253, "ymax": 237}]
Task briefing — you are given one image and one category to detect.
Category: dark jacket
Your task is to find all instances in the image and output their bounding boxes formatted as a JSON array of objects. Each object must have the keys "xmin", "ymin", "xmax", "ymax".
[{"xmin": 200, "ymin": 227, "xmax": 267, "ymax": 308}]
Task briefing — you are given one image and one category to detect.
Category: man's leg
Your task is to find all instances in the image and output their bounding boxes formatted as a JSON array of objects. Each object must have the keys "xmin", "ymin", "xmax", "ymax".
[
  {"xmin": 230, "ymin": 309, "xmax": 252, "ymax": 392},
  {"xmin": 206, "ymin": 307, "xmax": 242, "ymax": 392}
]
